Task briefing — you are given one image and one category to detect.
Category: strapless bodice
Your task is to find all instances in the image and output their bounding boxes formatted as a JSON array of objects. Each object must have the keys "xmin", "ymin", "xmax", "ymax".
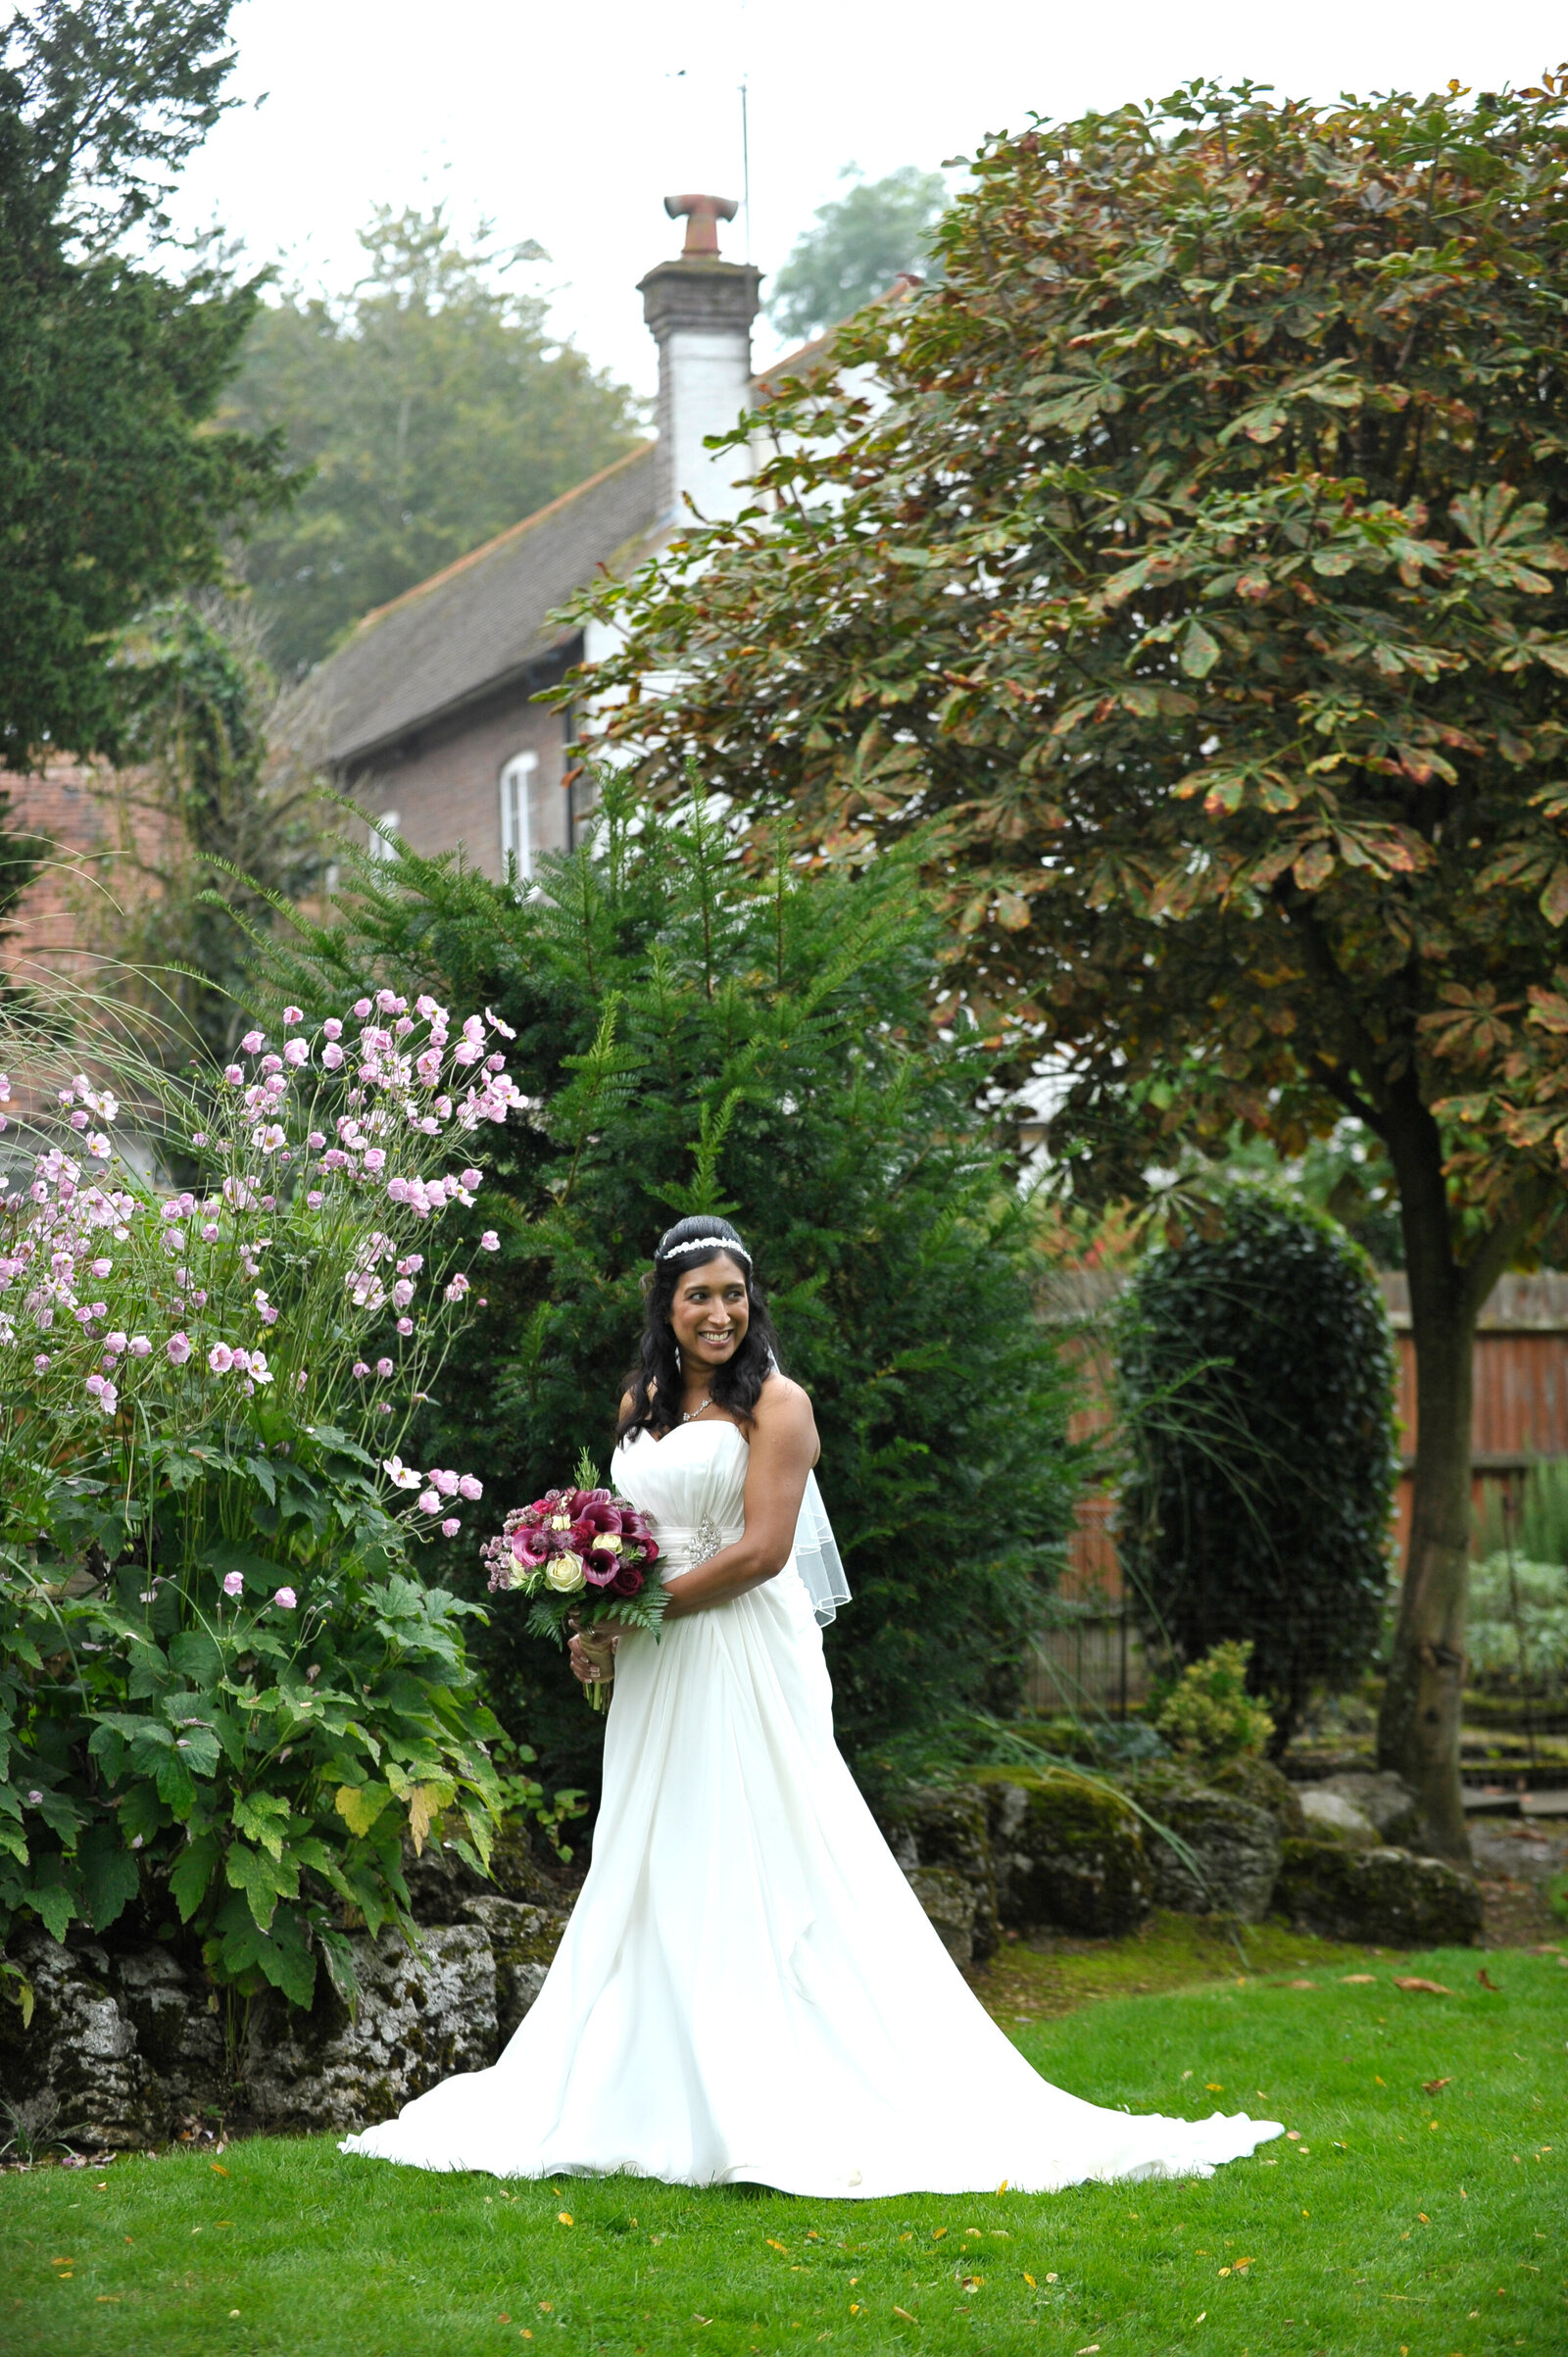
[{"xmin": 611, "ymin": 1419, "xmax": 749, "ymax": 1573}]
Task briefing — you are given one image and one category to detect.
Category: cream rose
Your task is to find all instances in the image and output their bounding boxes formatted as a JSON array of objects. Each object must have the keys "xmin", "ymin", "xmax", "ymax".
[{"xmin": 545, "ymin": 1551, "xmax": 586, "ymax": 1593}]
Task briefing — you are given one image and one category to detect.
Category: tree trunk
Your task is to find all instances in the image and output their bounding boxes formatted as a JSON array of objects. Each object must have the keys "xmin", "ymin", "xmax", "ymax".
[
  {"xmin": 1377, "ymin": 1269, "xmax": 1475, "ymax": 1860},
  {"xmin": 1375, "ymin": 1084, "xmax": 1476, "ymax": 1861}
]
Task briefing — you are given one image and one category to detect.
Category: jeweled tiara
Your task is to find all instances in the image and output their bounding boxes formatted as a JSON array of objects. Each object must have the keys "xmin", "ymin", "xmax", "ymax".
[{"xmin": 656, "ymin": 1233, "xmax": 752, "ymax": 1263}]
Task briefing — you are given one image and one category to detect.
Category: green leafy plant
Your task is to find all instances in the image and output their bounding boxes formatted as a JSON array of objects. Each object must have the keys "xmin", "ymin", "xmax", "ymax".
[
  {"xmin": 1152, "ymin": 1641, "xmax": 1275, "ymax": 1766},
  {"xmin": 0, "ymin": 985, "xmax": 531, "ymax": 2007},
  {"xmin": 1466, "ymin": 1556, "xmax": 1568, "ymax": 1694},
  {"xmin": 1476, "ymin": 1457, "xmax": 1568, "ymax": 1568},
  {"xmin": 257, "ymin": 780, "xmax": 1086, "ymax": 1791},
  {"xmin": 1118, "ymin": 1185, "xmax": 1396, "ymax": 1746}
]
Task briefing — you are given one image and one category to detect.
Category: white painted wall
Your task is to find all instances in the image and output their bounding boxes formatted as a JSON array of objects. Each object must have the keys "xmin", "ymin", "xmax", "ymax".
[{"xmin": 662, "ymin": 330, "xmax": 759, "ymax": 523}]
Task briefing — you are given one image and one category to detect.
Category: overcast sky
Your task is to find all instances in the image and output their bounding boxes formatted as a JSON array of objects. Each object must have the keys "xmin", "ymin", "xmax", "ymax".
[{"xmin": 169, "ymin": 0, "xmax": 1568, "ymax": 395}]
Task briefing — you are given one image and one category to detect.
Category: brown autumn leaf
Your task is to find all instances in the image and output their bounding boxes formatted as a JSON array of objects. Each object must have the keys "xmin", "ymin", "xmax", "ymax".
[
  {"xmin": 1394, "ymin": 1977, "xmax": 1452, "ymax": 1994},
  {"xmin": 1341, "ymin": 1973, "xmax": 1376, "ymax": 1984},
  {"xmin": 1477, "ymin": 1967, "xmax": 1502, "ymax": 1991},
  {"xmin": 1423, "ymin": 2077, "xmax": 1452, "ymax": 2093}
]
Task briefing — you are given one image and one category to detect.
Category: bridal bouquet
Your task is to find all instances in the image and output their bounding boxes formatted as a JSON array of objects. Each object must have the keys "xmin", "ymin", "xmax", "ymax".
[{"xmin": 480, "ymin": 1451, "xmax": 666, "ymax": 1709}]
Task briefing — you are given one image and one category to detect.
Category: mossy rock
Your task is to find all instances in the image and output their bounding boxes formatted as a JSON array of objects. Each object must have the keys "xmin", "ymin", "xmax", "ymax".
[
  {"xmin": 971, "ymin": 1767, "xmax": 1152, "ymax": 1938},
  {"xmin": 904, "ymin": 1868, "xmax": 980, "ymax": 1967},
  {"xmin": 244, "ymin": 1925, "xmax": 498, "ymax": 2136},
  {"xmin": 874, "ymin": 1785, "xmax": 999, "ymax": 1961},
  {"xmin": 1122, "ymin": 1768, "xmax": 1282, "ymax": 1921},
  {"xmin": 1207, "ymin": 1755, "xmax": 1308, "ymax": 1839},
  {"xmin": 1311, "ymin": 1771, "xmax": 1423, "ymax": 1848},
  {"xmin": 458, "ymin": 1896, "xmax": 570, "ymax": 2045},
  {"xmin": 1274, "ymin": 1840, "xmax": 1484, "ymax": 1946}
]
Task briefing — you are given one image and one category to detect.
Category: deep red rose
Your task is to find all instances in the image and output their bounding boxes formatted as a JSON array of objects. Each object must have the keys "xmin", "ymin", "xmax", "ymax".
[{"xmin": 610, "ymin": 1557, "xmax": 645, "ymax": 1598}]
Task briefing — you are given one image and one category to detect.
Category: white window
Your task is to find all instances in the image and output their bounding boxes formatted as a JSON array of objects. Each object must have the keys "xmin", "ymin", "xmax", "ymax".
[
  {"xmin": 368, "ymin": 810, "xmax": 400, "ymax": 862},
  {"xmin": 500, "ymin": 752, "xmax": 538, "ymax": 882}
]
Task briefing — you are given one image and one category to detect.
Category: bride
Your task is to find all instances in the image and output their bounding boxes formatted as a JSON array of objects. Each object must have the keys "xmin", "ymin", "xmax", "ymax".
[{"xmin": 342, "ymin": 1217, "xmax": 1282, "ymax": 2195}]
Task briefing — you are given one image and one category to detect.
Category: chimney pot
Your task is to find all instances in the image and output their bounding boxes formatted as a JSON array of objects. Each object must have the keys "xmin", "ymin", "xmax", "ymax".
[{"xmin": 663, "ymin": 192, "xmax": 739, "ymax": 258}]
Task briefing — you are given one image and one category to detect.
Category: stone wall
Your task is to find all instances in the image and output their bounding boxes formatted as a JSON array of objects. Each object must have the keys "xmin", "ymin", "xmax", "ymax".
[
  {"xmin": 0, "ymin": 1832, "xmax": 574, "ymax": 2155},
  {"xmin": 1, "ymin": 1772, "xmax": 1484, "ymax": 2154}
]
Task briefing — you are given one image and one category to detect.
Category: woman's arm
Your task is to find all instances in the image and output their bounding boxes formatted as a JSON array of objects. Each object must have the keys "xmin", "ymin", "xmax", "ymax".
[{"xmin": 660, "ymin": 1377, "xmax": 819, "ymax": 1621}]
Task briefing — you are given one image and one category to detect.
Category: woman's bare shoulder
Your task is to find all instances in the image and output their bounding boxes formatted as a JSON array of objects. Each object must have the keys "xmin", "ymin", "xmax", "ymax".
[{"xmin": 754, "ymin": 1370, "xmax": 817, "ymax": 1440}]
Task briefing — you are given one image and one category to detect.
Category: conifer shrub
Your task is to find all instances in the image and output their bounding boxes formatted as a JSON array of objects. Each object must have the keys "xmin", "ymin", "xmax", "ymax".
[
  {"xmin": 260, "ymin": 785, "xmax": 1084, "ymax": 1790},
  {"xmin": 1119, "ymin": 1186, "xmax": 1396, "ymax": 1745}
]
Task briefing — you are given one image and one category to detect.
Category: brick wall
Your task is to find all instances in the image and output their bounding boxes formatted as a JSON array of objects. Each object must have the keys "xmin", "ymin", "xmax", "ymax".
[
  {"xmin": 344, "ymin": 676, "xmax": 574, "ymax": 882},
  {"xmin": 1, "ymin": 760, "xmax": 108, "ymax": 982}
]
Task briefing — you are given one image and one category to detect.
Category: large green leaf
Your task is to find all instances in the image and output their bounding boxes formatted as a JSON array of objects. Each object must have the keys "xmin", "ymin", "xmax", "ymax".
[
  {"xmin": 169, "ymin": 1830, "xmax": 220, "ymax": 1922},
  {"xmin": 77, "ymin": 1828, "xmax": 140, "ymax": 1933}
]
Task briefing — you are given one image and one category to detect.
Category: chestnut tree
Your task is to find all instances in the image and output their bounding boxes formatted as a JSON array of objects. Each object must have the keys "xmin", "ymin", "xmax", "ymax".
[{"xmin": 566, "ymin": 74, "xmax": 1568, "ymax": 1855}]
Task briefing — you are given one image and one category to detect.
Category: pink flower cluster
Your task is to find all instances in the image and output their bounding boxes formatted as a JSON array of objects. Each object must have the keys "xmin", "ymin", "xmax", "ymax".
[
  {"xmin": 381, "ymin": 1452, "xmax": 482, "ymax": 1537},
  {"xmin": 2, "ymin": 1001, "xmax": 520, "ymax": 1482}
]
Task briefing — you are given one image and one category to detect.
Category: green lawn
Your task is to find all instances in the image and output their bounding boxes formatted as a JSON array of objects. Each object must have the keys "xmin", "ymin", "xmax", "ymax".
[{"xmin": 2, "ymin": 1943, "xmax": 1562, "ymax": 2357}]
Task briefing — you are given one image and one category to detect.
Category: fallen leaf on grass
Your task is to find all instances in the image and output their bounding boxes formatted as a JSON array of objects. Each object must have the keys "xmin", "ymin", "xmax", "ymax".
[
  {"xmin": 557, "ymin": 2211, "xmax": 573, "ymax": 2226},
  {"xmin": 1341, "ymin": 1973, "xmax": 1376, "ymax": 1984},
  {"xmin": 893, "ymin": 2306, "xmax": 916, "ymax": 2321},
  {"xmin": 766, "ymin": 2239, "xmax": 789, "ymax": 2254},
  {"xmin": 1289, "ymin": 1979, "xmax": 1317, "ymax": 1989},
  {"xmin": 210, "ymin": 2163, "xmax": 228, "ymax": 2177},
  {"xmin": 1393, "ymin": 1977, "xmax": 1452, "ymax": 1995},
  {"xmin": 1478, "ymin": 1967, "xmax": 1501, "ymax": 1991},
  {"xmin": 1023, "ymin": 2273, "xmax": 1036, "ymax": 2288},
  {"xmin": 1423, "ymin": 2078, "xmax": 1451, "ymax": 2092}
]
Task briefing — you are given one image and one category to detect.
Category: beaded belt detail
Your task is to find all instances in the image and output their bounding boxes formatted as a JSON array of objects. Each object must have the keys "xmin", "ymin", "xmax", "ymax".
[{"xmin": 658, "ymin": 1518, "xmax": 737, "ymax": 1572}]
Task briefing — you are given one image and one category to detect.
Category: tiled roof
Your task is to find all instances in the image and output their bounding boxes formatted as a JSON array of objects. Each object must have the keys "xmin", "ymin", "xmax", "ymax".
[{"xmin": 310, "ymin": 443, "xmax": 658, "ymax": 765}]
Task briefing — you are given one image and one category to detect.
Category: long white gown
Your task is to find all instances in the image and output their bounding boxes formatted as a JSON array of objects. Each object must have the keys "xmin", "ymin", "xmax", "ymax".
[{"xmin": 341, "ymin": 1420, "xmax": 1283, "ymax": 2195}]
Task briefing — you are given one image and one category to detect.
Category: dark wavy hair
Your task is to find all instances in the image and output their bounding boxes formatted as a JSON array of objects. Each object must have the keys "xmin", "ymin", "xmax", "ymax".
[{"xmin": 617, "ymin": 1216, "xmax": 782, "ymax": 1441}]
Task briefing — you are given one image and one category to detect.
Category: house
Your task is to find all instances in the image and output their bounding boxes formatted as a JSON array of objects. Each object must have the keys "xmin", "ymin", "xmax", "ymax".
[{"xmin": 306, "ymin": 193, "xmax": 771, "ymax": 881}]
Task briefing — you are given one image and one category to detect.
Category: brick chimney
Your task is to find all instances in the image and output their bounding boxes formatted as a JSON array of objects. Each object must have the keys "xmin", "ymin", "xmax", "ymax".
[{"xmin": 639, "ymin": 194, "xmax": 762, "ymax": 526}]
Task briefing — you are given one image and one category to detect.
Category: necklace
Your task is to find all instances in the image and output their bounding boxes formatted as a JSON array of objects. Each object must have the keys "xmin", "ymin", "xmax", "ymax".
[{"xmin": 680, "ymin": 1393, "xmax": 715, "ymax": 1424}]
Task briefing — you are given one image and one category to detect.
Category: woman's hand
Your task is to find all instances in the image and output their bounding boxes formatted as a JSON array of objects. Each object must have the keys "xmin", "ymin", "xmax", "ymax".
[{"xmin": 568, "ymin": 1627, "xmax": 619, "ymax": 1687}]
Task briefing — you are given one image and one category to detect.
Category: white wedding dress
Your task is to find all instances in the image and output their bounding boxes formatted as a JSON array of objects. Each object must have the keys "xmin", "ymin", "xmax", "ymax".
[{"xmin": 341, "ymin": 1420, "xmax": 1282, "ymax": 2195}]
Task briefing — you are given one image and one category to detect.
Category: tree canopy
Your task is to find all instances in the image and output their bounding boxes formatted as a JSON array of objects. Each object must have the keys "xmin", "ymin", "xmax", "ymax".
[
  {"xmin": 221, "ymin": 208, "xmax": 643, "ymax": 674},
  {"xmin": 569, "ymin": 74, "xmax": 1568, "ymax": 1852},
  {"xmin": 0, "ymin": 0, "xmax": 291, "ymax": 766},
  {"xmin": 767, "ymin": 164, "xmax": 949, "ymax": 344}
]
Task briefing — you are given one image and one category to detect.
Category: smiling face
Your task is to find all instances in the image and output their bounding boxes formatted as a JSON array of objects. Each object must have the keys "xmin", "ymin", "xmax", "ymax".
[{"xmin": 668, "ymin": 1253, "xmax": 751, "ymax": 1376}]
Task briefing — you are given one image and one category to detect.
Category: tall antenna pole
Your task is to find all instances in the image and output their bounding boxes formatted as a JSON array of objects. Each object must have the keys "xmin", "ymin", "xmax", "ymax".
[{"xmin": 740, "ymin": 75, "xmax": 751, "ymax": 261}]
